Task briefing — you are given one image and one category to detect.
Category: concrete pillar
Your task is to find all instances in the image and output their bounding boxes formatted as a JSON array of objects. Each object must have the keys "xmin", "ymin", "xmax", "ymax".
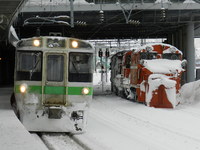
[
  {"xmin": 0, "ymin": 44, "xmax": 2, "ymax": 85},
  {"xmin": 186, "ymin": 22, "xmax": 195, "ymax": 82},
  {"xmin": 171, "ymin": 33, "xmax": 175, "ymax": 46},
  {"xmin": 175, "ymin": 31, "xmax": 179, "ymax": 48},
  {"xmin": 182, "ymin": 26, "xmax": 187, "ymax": 58},
  {"xmin": 178, "ymin": 29, "xmax": 183, "ymax": 51}
]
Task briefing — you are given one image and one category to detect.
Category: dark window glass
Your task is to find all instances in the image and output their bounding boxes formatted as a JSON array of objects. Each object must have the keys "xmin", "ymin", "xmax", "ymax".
[
  {"xmin": 69, "ymin": 52, "xmax": 93, "ymax": 82},
  {"xmin": 47, "ymin": 38, "xmax": 65, "ymax": 48},
  {"xmin": 17, "ymin": 39, "xmax": 42, "ymax": 47},
  {"xmin": 47, "ymin": 55, "xmax": 64, "ymax": 82},
  {"xmin": 16, "ymin": 51, "xmax": 42, "ymax": 81},
  {"xmin": 140, "ymin": 52, "xmax": 157, "ymax": 60},
  {"xmin": 163, "ymin": 53, "xmax": 181, "ymax": 60},
  {"xmin": 125, "ymin": 55, "xmax": 131, "ymax": 68}
]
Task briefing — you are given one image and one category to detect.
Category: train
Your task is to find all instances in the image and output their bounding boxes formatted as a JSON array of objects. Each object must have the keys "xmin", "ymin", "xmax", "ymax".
[
  {"xmin": 110, "ymin": 43, "xmax": 187, "ymax": 108},
  {"xmin": 10, "ymin": 36, "xmax": 94, "ymax": 133}
]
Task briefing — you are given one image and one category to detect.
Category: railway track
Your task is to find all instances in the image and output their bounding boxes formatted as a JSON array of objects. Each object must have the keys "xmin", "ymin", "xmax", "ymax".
[{"xmin": 31, "ymin": 133, "xmax": 87, "ymax": 150}]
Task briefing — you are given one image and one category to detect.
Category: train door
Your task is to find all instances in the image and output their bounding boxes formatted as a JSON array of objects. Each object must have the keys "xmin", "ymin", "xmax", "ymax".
[{"xmin": 42, "ymin": 53, "xmax": 67, "ymax": 106}]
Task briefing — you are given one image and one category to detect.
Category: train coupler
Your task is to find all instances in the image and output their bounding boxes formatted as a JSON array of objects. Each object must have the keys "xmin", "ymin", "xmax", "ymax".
[{"xmin": 48, "ymin": 106, "xmax": 63, "ymax": 119}]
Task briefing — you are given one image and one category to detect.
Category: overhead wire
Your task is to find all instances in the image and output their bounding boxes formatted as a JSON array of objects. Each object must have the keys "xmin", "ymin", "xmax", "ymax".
[
  {"xmin": 88, "ymin": 2, "xmax": 160, "ymax": 39},
  {"xmin": 88, "ymin": 0, "xmax": 200, "ymax": 39}
]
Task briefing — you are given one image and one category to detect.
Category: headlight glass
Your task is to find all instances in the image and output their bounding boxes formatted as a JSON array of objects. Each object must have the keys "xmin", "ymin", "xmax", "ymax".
[
  {"xmin": 82, "ymin": 87, "xmax": 90, "ymax": 95},
  {"xmin": 20, "ymin": 84, "xmax": 28, "ymax": 93},
  {"xmin": 71, "ymin": 41, "xmax": 78, "ymax": 48},
  {"xmin": 33, "ymin": 39, "xmax": 40, "ymax": 47}
]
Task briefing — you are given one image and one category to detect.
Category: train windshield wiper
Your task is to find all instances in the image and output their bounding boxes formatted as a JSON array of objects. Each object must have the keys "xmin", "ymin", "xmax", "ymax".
[
  {"xmin": 30, "ymin": 54, "xmax": 41, "ymax": 80},
  {"xmin": 72, "ymin": 61, "xmax": 79, "ymax": 74}
]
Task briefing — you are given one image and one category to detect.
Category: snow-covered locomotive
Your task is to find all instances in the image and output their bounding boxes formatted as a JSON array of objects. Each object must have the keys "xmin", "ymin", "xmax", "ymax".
[
  {"xmin": 11, "ymin": 36, "xmax": 94, "ymax": 133},
  {"xmin": 111, "ymin": 43, "xmax": 186, "ymax": 108}
]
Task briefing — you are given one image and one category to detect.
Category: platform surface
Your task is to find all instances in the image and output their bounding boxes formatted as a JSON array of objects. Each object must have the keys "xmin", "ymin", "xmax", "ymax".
[{"xmin": 0, "ymin": 87, "xmax": 48, "ymax": 150}]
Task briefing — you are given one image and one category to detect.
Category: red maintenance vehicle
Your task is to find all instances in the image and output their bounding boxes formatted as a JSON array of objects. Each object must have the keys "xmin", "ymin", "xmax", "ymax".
[{"xmin": 110, "ymin": 43, "xmax": 187, "ymax": 108}]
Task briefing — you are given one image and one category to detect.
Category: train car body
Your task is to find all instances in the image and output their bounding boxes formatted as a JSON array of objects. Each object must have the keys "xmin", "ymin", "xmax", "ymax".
[
  {"xmin": 111, "ymin": 43, "xmax": 186, "ymax": 108},
  {"xmin": 110, "ymin": 51, "xmax": 126, "ymax": 93},
  {"xmin": 11, "ymin": 36, "xmax": 94, "ymax": 133}
]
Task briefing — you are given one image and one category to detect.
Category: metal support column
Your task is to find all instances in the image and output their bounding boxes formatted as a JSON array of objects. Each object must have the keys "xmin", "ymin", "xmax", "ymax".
[
  {"xmin": 167, "ymin": 33, "xmax": 172, "ymax": 45},
  {"xmin": 172, "ymin": 33, "xmax": 175, "ymax": 46},
  {"xmin": 178, "ymin": 29, "xmax": 183, "ymax": 51},
  {"xmin": 175, "ymin": 31, "xmax": 179, "ymax": 48},
  {"xmin": 70, "ymin": 0, "xmax": 74, "ymax": 28},
  {"xmin": 186, "ymin": 22, "xmax": 195, "ymax": 82}
]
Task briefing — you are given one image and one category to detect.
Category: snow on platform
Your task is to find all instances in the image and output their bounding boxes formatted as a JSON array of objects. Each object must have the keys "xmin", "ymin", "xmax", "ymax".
[{"xmin": 0, "ymin": 87, "xmax": 48, "ymax": 150}]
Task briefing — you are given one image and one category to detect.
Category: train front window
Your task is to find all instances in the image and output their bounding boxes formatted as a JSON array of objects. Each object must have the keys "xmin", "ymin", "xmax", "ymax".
[
  {"xmin": 16, "ymin": 51, "xmax": 42, "ymax": 81},
  {"xmin": 69, "ymin": 52, "xmax": 93, "ymax": 82},
  {"xmin": 140, "ymin": 52, "xmax": 157, "ymax": 60},
  {"xmin": 163, "ymin": 53, "xmax": 181, "ymax": 60},
  {"xmin": 47, "ymin": 55, "xmax": 64, "ymax": 82}
]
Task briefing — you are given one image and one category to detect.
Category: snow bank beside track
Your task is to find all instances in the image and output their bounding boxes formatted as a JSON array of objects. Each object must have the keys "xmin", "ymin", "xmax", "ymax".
[{"xmin": 180, "ymin": 80, "xmax": 200, "ymax": 104}]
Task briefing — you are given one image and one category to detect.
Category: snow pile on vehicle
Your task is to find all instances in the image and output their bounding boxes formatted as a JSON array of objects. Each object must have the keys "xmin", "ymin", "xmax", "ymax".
[
  {"xmin": 135, "ymin": 43, "xmax": 181, "ymax": 53},
  {"xmin": 179, "ymin": 80, "xmax": 200, "ymax": 104},
  {"xmin": 145, "ymin": 74, "xmax": 177, "ymax": 107},
  {"xmin": 143, "ymin": 59, "xmax": 183, "ymax": 74},
  {"xmin": 142, "ymin": 59, "xmax": 184, "ymax": 108}
]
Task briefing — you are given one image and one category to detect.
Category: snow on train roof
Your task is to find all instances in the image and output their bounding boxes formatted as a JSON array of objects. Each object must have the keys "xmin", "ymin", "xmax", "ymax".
[
  {"xmin": 134, "ymin": 43, "xmax": 182, "ymax": 54},
  {"xmin": 143, "ymin": 59, "xmax": 183, "ymax": 74},
  {"xmin": 20, "ymin": 36, "xmax": 91, "ymax": 44},
  {"xmin": 20, "ymin": 36, "xmax": 66, "ymax": 41}
]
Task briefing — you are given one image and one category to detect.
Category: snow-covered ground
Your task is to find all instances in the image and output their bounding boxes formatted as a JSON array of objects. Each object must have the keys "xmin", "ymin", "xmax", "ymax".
[
  {"xmin": 0, "ymin": 88, "xmax": 48, "ymax": 150},
  {"xmin": 1, "ymin": 72, "xmax": 200, "ymax": 150},
  {"xmin": 72, "ymin": 72, "xmax": 200, "ymax": 150}
]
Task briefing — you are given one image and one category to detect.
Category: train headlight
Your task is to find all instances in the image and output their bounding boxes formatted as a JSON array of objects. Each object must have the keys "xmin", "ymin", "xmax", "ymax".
[
  {"xmin": 71, "ymin": 40, "xmax": 78, "ymax": 48},
  {"xmin": 33, "ymin": 39, "xmax": 40, "ymax": 47},
  {"xmin": 82, "ymin": 87, "xmax": 90, "ymax": 95},
  {"xmin": 20, "ymin": 84, "xmax": 28, "ymax": 93}
]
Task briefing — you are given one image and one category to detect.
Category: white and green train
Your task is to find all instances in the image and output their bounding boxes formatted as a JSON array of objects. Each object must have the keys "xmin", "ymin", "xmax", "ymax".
[{"xmin": 11, "ymin": 36, "xmax": 94, "ymax": 133}]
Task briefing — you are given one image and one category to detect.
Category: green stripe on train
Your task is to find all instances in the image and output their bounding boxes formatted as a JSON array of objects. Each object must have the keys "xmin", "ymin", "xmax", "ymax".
[
  {"xmin": 68, "ymin": 87, "xmax": 93, "ymax": 95},
  {"xmin": 15, "ymin": 85, "xmax": 42, "ymax": 93},
  {"xmin": 44, "ymin": 86, "xmax": 66, "ymax": 95},
  {"xmin": 15, "ymin": 85, "xmax": 93, "ymax": 95}
]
